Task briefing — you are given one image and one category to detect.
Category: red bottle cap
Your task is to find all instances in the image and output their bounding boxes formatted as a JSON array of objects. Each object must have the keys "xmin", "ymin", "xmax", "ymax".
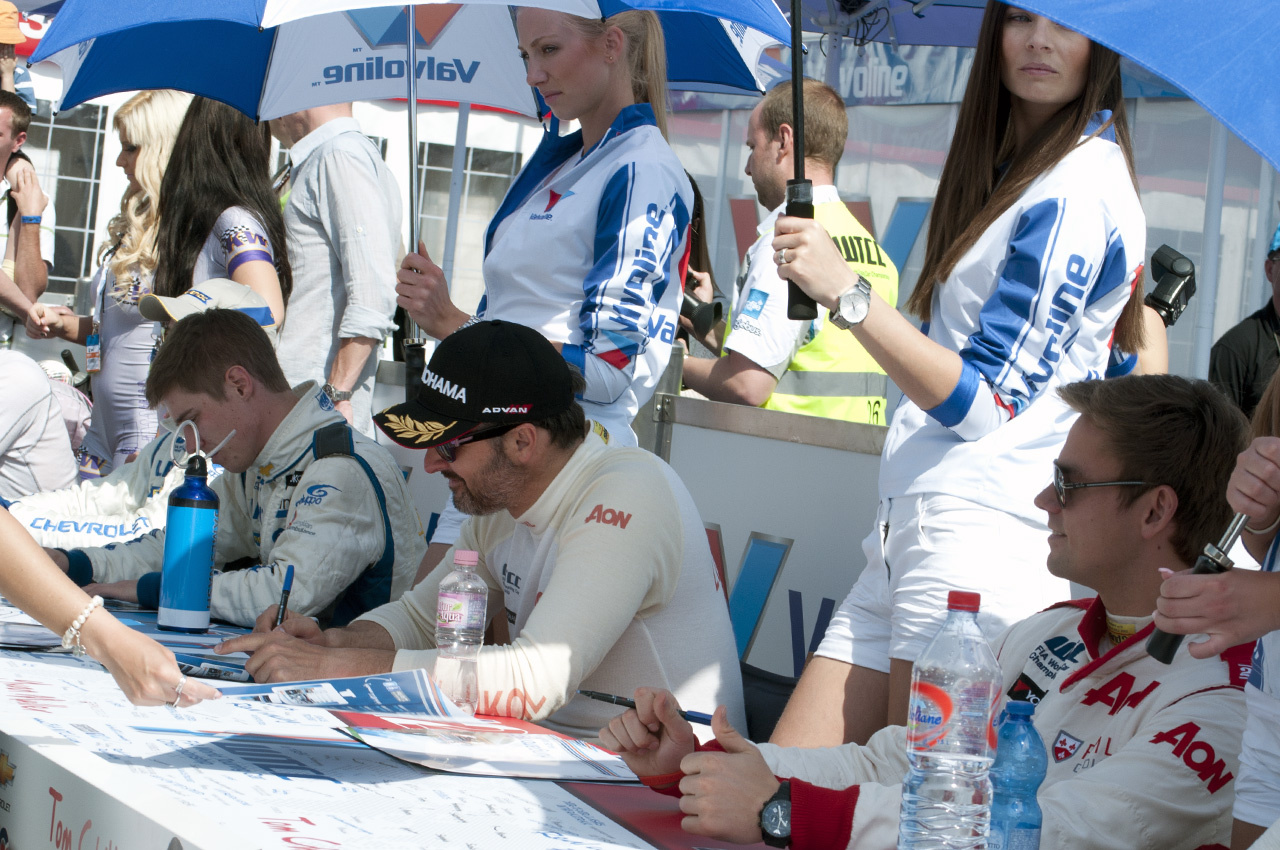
[{"xmin": 948, "ymin": 590, "xmax": 981, "ymax": 612}]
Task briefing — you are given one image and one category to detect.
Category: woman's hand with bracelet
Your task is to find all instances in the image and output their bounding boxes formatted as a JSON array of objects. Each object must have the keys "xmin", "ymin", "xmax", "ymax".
[
  {"xmin": 80, "ymin": 610, "xmax": 221, "ymax": 707},
  {"xmin": 1228, "ymin": 437, "xmax": 1280, "ymax": 539}
]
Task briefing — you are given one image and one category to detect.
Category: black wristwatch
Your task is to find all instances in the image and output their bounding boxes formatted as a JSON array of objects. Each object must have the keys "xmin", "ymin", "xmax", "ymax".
[
  {"xmin": 760, "ymin": 780, "xmax": 791, "ymax": 848},
  {"xmin": 322, "ymin": 382, "xmax": 354, "ymax": 402}
]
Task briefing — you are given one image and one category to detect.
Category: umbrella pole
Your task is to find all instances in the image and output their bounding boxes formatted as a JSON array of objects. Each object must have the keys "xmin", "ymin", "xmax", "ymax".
[
  {"xmin": 403, "ymin": 3, "xmax": 426, "ymax": 400},
  {"xmin": 1192, "ymin": 121, "xmax": 1229, "ymax": 378},
  {"xmin": 441, "ymin": 104, "xmax": 470, "ymax": 286},
  {"xmin": 785, "ymin": 0, "xmax": 817, "ymax": 320}
]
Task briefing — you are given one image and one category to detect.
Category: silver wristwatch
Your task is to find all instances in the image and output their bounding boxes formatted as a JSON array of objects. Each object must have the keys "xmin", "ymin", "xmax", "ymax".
[
  {"xmin": 322, "ymin": 382, "xmax": 354, "ymax": 402},
  {"xmin": 828, "ymin": 275, "xmax": 872, "ymax": 330}
]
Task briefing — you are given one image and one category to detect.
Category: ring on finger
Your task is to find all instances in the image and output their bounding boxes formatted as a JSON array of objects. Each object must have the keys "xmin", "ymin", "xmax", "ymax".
[
  {"xmin": 170, "ymin": 674, "xmax": 187, "ymax": 708},
  {"xmin": 775, "ymin": 248, "xmax": 790, "ymax": 265}
]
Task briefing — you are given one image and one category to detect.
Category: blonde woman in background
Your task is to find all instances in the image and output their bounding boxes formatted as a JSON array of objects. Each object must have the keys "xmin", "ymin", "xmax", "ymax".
[{"xmin": 27, "ymin": 89, "xmax": 192, "ymax": 475}]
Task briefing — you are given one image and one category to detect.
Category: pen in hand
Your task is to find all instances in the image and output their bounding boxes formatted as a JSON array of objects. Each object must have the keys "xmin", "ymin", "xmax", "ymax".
[
  {"xmin": 576, "ymin": 689, "xmax": 714, "ymax": 725},
  {"xmin": 274, "ymin": 564, "xmax": 294, "ymax": 629}
]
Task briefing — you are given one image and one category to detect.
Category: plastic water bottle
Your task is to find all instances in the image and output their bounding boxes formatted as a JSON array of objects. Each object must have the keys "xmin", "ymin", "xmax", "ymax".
[
  {"xmin": 989, "ymin": 701, "xmax": 1046, "ymax": 850},
  {"xmin": 435, "ymin": 549, "xmax": 487, "ymax": 714},
  {"xmin": 898, "ymin": 590, "xmax": 1002, "ymax": 850},
  {"xmin": 157, "ymin": 455, "xmax": 219, "ymax": 633}
]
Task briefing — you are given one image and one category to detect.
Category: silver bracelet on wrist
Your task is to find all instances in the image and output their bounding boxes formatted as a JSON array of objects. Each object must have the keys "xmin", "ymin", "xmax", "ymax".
[{"xmin": 1245, "ymin": 514, "xmax": 1280, "ymax": 535}]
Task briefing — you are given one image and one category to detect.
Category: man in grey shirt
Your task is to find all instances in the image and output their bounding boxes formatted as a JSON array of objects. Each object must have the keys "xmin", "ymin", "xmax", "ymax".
[
  {"xmin": 0, "ymin": 349, "xmax": 76, "ymax": 500},
  {"xmin": 271, "ymin": 104, "xmax": 401, "ymax": 434}
]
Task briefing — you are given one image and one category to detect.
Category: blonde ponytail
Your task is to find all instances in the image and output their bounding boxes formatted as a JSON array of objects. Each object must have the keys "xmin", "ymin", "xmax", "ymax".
[{"xmin": 567, "ymin": 10, "xmax": 669, "ymax": 138}]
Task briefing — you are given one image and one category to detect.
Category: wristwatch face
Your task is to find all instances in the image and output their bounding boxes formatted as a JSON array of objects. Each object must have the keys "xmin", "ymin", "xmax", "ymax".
[
  {"xmin": 832, "ymin": 277, "xmax": 871, "ymax": 328},
  {"xmin": 323, "ymin": 383, "xmax": 353, "ymax": 402},
  {"xmin": 762, "ymin": 799, "xmax": 791, "ymax": 837}
]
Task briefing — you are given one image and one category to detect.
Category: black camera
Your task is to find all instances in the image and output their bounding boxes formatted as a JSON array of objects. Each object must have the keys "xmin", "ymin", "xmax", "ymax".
[
  {"xmin": 681, "ymin": 289, "xmax": 723, "ymax": 338},
  {"xmin": 1144, "ymin": 244, "xmax": 1196, "ymax": 328}
]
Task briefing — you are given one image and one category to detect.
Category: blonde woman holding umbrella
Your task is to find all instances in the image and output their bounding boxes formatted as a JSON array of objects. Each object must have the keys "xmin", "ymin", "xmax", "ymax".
[
  {"xmin": 770, "ymin": 3, "xmax": 1147, "ymax": 747},
  {"xmin": 395, "ymin": 8, "xmax": 693, "ymax": 569}
]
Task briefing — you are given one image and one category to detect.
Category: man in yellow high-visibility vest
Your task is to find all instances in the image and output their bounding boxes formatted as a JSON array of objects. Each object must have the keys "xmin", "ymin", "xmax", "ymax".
[{"xmin": 681, "ymin": 79, "xmax": 898, "ymax": 424}]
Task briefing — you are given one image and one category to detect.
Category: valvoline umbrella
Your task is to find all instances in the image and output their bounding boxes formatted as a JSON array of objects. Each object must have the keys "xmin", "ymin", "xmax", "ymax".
[{"xmin": 32, "ymin": 1, "xmax": 791, "ymax": 118}]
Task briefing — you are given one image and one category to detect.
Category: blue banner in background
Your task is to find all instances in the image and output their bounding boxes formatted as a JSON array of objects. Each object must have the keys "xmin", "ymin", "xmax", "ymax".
[{"xmin": 673, "ymin": 43, "xmax": 1185, "ymax": 112}]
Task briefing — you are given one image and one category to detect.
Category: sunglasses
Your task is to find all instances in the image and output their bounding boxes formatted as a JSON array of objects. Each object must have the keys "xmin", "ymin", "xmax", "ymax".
[
  {"xmin": 1052, "ymin": 460, "xmax": 1149, "ymax": 508},
  {"xmin": 435, "ymin": 423, "xmax": 518, "ymax": 463}
]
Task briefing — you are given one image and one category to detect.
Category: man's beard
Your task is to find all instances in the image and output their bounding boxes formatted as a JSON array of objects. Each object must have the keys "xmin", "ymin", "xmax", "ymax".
[{"xmin": 448, "ymin": 443, "xmax": 523, "ymax": 516}]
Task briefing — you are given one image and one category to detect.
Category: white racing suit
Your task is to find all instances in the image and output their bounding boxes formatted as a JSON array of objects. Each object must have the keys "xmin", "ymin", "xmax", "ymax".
[
  {"xmin": 65, "ymin": 383, "xmax": 425, "ymax": 627},
  {"xmin": 689, "ymin": 598, "xmax": 1251, "ymax": 850},
  {"xmin": 3, "ymin": 431, "xmax": 201, "ymax": 548}
]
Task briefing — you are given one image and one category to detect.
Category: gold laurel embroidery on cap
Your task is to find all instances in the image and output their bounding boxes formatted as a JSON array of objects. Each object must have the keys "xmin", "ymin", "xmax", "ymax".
[{"xmin": 382, "ymin": 415, "xmax": 455, "ymax": 445}]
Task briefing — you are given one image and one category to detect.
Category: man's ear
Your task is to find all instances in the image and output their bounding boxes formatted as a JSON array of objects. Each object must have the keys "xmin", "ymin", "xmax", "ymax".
[
  {"xmin": 224, "ymin": 364, "xmax": 254, "ymax": 399},
  {"xmin": 1140, "ymin": 484, "xmax": 1179, "ymax": 542},
  {"xmin": 12, "ymin": 130, "xmax": 24, "ymax": 154},
  {"xmin": 506, "ymin": 422, "xmax": 540, "ymax": 463},
  {"xmin": 775, "ymin": 123, "xmax": 794, "ymax": 163}
]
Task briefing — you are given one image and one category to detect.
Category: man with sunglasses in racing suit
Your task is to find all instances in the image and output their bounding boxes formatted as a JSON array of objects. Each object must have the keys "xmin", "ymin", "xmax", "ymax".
[
  {"xmin": 601, "ymin": 375, "xmax": 1255, "ymax": 850},
  {"xmin": 219, "ymin": 320, "xmax": 744, "ymax": 742}
]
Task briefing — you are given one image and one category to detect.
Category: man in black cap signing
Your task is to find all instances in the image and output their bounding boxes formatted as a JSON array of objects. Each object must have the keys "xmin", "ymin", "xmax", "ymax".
[{"xmin": 220, "ymin": 320, "xmax": 744, "ymax": 741}]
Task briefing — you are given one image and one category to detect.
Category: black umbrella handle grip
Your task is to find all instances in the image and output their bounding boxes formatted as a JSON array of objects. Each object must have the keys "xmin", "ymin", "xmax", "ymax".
[
  {"xmin": 1146, "ymin": 556, "xmax": 1230, "ymax": 664},
  {"xmin": 785, "ymin": 179, "xmax": 817, "ymax": 321}
]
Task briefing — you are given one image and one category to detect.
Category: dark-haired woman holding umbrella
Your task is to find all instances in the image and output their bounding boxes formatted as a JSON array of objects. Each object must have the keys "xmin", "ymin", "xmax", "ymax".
[{"xmin": 770, "ymin": 2, "xmax": 1147, "ymax": 747}]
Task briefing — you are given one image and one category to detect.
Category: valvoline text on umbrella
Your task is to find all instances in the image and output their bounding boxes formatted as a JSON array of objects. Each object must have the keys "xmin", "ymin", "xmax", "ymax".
[{"xmin": 322, "ymin": 55, "xmax": 480, "ymax": 87}]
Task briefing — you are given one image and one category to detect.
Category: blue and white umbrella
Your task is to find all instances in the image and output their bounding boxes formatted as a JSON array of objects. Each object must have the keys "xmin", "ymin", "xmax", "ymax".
[
  {"xmin": 1014, "ymin": 0, "xmax": 1279, "ymax": 173},
  {"xmin": 32, "ymin": 0, "xmax": 791, "ymax": 378},
  {"xmin": 32, "ymin": 0, "xmax": 792, "ymax": 119}
]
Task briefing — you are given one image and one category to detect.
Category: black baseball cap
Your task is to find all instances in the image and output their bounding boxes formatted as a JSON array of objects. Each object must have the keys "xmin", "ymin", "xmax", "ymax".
[{"xmin": 374, "ymin": 320, "xmax": 574, "ymax": 449}]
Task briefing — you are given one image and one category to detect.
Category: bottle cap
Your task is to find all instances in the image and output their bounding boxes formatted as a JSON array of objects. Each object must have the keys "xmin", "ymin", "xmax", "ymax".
[
  {"xmin": 185, "ymin": 454, "xmax": 208, "ymax": 477},
  {"xmin": 1006, "ymin": 700, "xmax": 1035, "ymax": 716},
  {"xmin": 947, "ymin": 590, "xmax": 980, "ymax": 612},
  {"xmin": 453, "ymin": 549, "xmax": 479, "ymax": 567}
]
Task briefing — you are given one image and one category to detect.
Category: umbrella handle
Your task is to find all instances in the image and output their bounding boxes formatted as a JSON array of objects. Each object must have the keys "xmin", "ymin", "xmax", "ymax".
[{"xmin": 785, "ymin": 179, "xmax": 817, "ymax": 320}]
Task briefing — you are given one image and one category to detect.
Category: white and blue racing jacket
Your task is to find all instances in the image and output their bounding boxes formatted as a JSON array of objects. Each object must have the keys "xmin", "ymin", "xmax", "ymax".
[
  {"xmin": 65, "ymin": 383, "xmax": 425, "ymax": 627},
  {"xmin": 477, "ymin": 104, "xmax": 691, "ymax": 446},
  {"xmin": 879, "ymin": 113, "xmax": 1146, "ymax": 521}
]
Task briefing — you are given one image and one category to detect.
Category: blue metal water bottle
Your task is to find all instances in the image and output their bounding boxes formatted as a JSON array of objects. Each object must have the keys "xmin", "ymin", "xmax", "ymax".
[{"xmin": 158, "ymin": 454, "xmax": 219, "ymax": 632}]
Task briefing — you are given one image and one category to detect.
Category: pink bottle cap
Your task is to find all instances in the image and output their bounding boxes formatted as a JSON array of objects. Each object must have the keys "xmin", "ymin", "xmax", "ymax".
[{"xmin": 453, "ymin": 549, "xmax": 479, "ymax": 567}]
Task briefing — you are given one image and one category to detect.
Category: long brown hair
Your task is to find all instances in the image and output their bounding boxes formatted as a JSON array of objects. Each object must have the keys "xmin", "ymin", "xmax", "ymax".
[
  {"xmin": 153, "ymin": 97, "xmax": 292, "ymax": 301},
  {"xmin": 909, "ymin": 1, "xmax": 1144, "ymax": 351}
]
